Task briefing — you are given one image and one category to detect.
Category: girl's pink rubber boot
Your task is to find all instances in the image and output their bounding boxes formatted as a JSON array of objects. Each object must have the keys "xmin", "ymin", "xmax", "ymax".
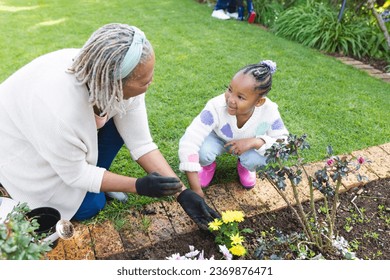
[
  {"xmin": 237, "ymin": 160, "xmax": 256, "ymax": 189},
  {"xmin": 198, "ymin": 162, "xmax": 217, "ymax": 188}
]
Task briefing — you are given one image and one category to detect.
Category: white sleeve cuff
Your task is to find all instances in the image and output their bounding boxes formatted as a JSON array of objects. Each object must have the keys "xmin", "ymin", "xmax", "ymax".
[
  {"xmin": 85, "ymin": 166, "xmax": 106, "ymax": 193},
  {"xmin": 130, "ymin": 143, "xmax": 158, "ymax": 160},
  {"xmin": 179, "ymin": 162, "xmax": 201, "ymax": 172},
  {"xmin": 255, "ymin": 135, "xmax": 275, "ymax": 156}
]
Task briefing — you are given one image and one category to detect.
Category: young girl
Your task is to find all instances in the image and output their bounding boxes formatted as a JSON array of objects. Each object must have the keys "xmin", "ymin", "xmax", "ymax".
[{"xmin": 178, "ymin": 60, "xmax": 289, "ymax": 197}]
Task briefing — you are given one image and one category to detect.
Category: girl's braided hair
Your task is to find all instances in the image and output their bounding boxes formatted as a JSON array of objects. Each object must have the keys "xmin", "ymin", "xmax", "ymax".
[
  {"xmin": 68, "ymin": 23, "xmax": 153, "ymax": 115},
  {"xmin": 241, "ymin": 60, "xmax": 276, "ymax": 96}
]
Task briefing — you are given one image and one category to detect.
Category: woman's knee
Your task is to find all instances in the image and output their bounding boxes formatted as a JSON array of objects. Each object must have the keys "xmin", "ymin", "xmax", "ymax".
[{"xmin": 73, "ymin": 192, "xmax": 106, "ymax": 221}]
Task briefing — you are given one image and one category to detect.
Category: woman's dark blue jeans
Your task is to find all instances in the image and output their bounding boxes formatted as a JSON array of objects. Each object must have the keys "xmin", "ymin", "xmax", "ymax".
[{"xmin": 72, "ymin": 118, "xmax": 124, "ymax": 221}]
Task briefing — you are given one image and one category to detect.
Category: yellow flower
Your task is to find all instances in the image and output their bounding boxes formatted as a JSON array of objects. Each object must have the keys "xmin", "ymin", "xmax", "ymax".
[
  {"xmin": 229, "ymin": 244, "xmax": 247, "ymax": 256},
  {"xmin": 208, "ymin": 218, "xmax": 223, "ymax": 231},
  {"xmin": 230, "ymin": 233, "xmax": 244, "ymax": 245},
  {"xmin": 222, "ymin": 210, "xmax": 245, "ymax": 223}
]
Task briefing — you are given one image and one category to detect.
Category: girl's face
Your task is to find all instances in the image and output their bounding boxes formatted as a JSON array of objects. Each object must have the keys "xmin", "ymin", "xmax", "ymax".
[
  {"xmin": 224, "ymin": 71, "xmax": 265, "ymax": 118},
  {"xmin": 122, "ymin": 52, "xmax": 155, "ymax": 99}
]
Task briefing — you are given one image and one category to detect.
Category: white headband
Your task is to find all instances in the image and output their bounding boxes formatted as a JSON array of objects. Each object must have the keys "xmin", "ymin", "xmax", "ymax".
[{"xmin": 118, "ymin": 26, "xmax": 145, "ymax": 79}]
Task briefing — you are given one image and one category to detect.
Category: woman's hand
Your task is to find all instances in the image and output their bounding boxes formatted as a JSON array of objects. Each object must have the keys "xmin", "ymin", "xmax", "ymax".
[{"xmin": 135, "ymin": 172, "xmax": 182, "ymax": 197}]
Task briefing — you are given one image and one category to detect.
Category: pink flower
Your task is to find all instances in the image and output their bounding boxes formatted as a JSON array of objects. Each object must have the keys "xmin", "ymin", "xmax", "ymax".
[
  {"xmin": 326, "ymin": 158, "xmax": 335, "ymax": 166},
  {"xmin": 185, "ymin": 245, "xmax": 200, "ymax": 258},
  {"xmin": 357, "ymin": 156, "xmax": 365, "ymax": 164},
  {"xmin": 219, "ymin": 245, "xmax": 233, "ymax": 260}
]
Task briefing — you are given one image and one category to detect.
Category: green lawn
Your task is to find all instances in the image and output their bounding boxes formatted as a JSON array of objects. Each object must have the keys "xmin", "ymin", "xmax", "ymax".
[{"xmin": 1, "ymin": 0, "xmax": 389, "ymax": 222}]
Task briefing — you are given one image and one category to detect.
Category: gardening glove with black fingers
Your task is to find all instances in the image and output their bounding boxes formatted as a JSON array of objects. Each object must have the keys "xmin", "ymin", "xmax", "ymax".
[
  {"xmin": 177, "ymin": 189, "xmax": 221, "ymax": 231},
  {"xmin": 135, "ymin": 172, "xmax": 182, "ymax": 198}
]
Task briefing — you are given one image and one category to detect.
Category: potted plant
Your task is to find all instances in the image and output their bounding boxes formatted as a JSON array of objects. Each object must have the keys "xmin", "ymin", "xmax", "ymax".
[{"xmin": 0, "ymin": 202, "xmax": 53, "ymax": 260}]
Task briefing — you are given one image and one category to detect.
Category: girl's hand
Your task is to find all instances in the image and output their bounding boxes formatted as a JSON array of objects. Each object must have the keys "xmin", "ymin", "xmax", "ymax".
[
  {"xmin": 177, "ymin": 189, "xmax": 220, "ymax": 230},
  {"xmin": 225, "ymin": 138, "xmax": 265, "ymax": 156},
  {"xmin": 193, "ymin": 188, "xmax": 205, "ymax": 198}
]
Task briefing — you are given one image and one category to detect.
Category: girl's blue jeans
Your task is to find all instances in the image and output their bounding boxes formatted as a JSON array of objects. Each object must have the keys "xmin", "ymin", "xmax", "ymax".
[
  {"xmin": 73, "ymin": 118, "xmax": 124, "ymax": 221},
  {"xmin": 199, "ymin": 131, "xmax": 267, "ymax": 172}
]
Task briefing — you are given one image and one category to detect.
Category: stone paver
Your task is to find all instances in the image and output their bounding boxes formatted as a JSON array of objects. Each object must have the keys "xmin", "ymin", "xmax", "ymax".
[
  {"xmin": 90, "ymin": 220, "xmax": 124, "ymax": 259},
  {"xmin": 354, "ymin": 64, "xmax": 376, "ymax": 70},
  {"xmin": 46, "ymin": 143, "xmax": 390, "ymax": 259},
  {"xmin": 336, "ymin": 57, "xmax": 362, "ymax": 65},
  {"xmin": 228, "ymin": 181, "xmax": 274, "ymax": 216},
  {"xmin": 352, "ymin": 146, "xmax": 390, "ymax": 179},
  {"xmin": 161, "ymin": 200, "xmax": 198, "ymax": 235},
  {"xmin": 47, "ymin": 222, "xmax": 94, "ymax": 260},
  {"xmin": 379, "ymin": 143, "xmax": 390, "ymax": 154},
  {"xmin": 144, "ymin": 202, "xmax": 176, "ymax": 244},
  {"xmin": 335, "ymin": 56, "xmax": 390, "ymax": 83},
  {"xmin": 256, "ymin": 179, "xmax": 291, "ymax": 211},
  {"xmin": 328, "ymin": 153, "xmax": 379, "ymax": 192},
  {"xmin": 119, "ymin": 210, "xmax": 152, "ymax": 252},
  {"xmin": 204, "ymin": 183, "xmax": 242, "ymax": 212}
]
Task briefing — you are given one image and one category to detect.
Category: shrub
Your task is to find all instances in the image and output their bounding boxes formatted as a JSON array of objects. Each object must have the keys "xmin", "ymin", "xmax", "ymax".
[
  {"xmin": 273, "ymin": 0, "xmax": 389, "ymax": 60},
  {"xmin": 252, "ymin": 0, "xmax": 285, "ymax": 27},
  {"xmin": 257, "ymin": 134, "xmax": 367, "ymax": 258}
]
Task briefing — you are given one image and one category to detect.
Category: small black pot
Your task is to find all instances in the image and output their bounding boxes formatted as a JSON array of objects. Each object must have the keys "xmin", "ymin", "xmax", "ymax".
[{"xmin": 26, "ymin": 207, "xmax": 61, "ymax": 248}]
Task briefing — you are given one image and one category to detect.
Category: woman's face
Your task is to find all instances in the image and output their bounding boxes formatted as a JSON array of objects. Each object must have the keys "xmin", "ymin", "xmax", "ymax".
[{"xmin": 122, "ymin": 52, "xmax": 155, "ymax": 99}]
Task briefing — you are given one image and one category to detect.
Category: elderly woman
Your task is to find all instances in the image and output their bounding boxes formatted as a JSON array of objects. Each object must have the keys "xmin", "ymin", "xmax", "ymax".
[{"xmin": 0, "ymin": 23, "xmax": 218, "ymax": 229}]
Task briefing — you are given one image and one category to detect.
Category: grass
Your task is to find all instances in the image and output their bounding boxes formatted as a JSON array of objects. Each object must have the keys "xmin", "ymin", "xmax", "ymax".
[{"xmin": 1, "ymin": 0, "xmax": 389, "ymax": 225}]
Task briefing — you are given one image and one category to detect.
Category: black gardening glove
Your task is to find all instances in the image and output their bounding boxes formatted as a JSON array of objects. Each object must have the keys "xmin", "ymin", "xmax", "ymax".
[
  {"xmin": 135, "ymin": 172, "xmax": 182, "ymax": 198},
  {"xmin": 177, "ymin": 189, "xmax": 221, "ymax": 230}
]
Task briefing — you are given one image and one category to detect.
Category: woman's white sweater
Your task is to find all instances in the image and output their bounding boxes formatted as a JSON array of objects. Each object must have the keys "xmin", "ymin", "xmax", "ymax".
[{"xmin": 0, "ymin": 49, "xmax": 157, "ymax": 219}]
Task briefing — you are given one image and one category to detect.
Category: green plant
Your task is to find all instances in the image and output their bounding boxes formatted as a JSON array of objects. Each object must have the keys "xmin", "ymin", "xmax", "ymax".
[
  {"xmin": 343, "ymin": 206, "xmax": 370, "ymax": 233},
  {"xmin": 208, "ymin": 210, "xmax": 253, "ymax": 257},
  {"xmin": 258, "ymin": 134, "xmax": 367, "ymax": 258},
  {"xmin": 364, "ymin": 250, "xmax": 383, "ymax": 260},
  {"xmin": 363, "ymin": 231, "xmax": 379, "ymax": 239},
  {"xmin": 0, "ymin": 203, "xmax": 52, "ymax": 260},
  {"xmin": 140, "ymin": 216, "xmax": 151, "ymax": 233},
  {"xmin": 378, "ymin": 204, "xmax": 390, "ymax": 226},
  {"xmin": 349, "ymin": 239, "xmax": 360, "ymax": 251},
  {"xmin": 254, "ymin": 229, "xmax": 316, "ymax": 260},
  {"xmin": 318, "ymin": 205, "xmax": 327, "ymax": 214},
  {"xmin": 273, "ymin": 0, "xmax": 389, "ymax": 60},
  {"xmin": 252, "ymin": 0, "xmax": 285, "ymax": 27},
  {"xmin": 343, "ymin": 221, "xmax": 353, "ymax": 233}
]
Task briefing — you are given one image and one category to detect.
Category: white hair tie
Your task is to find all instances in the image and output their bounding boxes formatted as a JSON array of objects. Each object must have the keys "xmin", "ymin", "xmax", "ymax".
[{"xmin": 260, "ymin": 60, "xmax": 277, "ymax": 74}]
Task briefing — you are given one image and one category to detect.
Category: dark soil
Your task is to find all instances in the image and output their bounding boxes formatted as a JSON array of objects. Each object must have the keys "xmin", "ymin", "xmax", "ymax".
[
  {"xmin": 357, "ymin": 56, "xmax": 389, "ymax": 73},
  {"xmin": 106, "ymin": 178, "xmax": 389, "ymax": 260}
]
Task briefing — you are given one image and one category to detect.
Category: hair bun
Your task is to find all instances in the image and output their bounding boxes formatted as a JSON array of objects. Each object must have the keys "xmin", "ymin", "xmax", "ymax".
[{"xmin": 260, "ymin": 60, "xmax": 277, "ymax": 74}]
